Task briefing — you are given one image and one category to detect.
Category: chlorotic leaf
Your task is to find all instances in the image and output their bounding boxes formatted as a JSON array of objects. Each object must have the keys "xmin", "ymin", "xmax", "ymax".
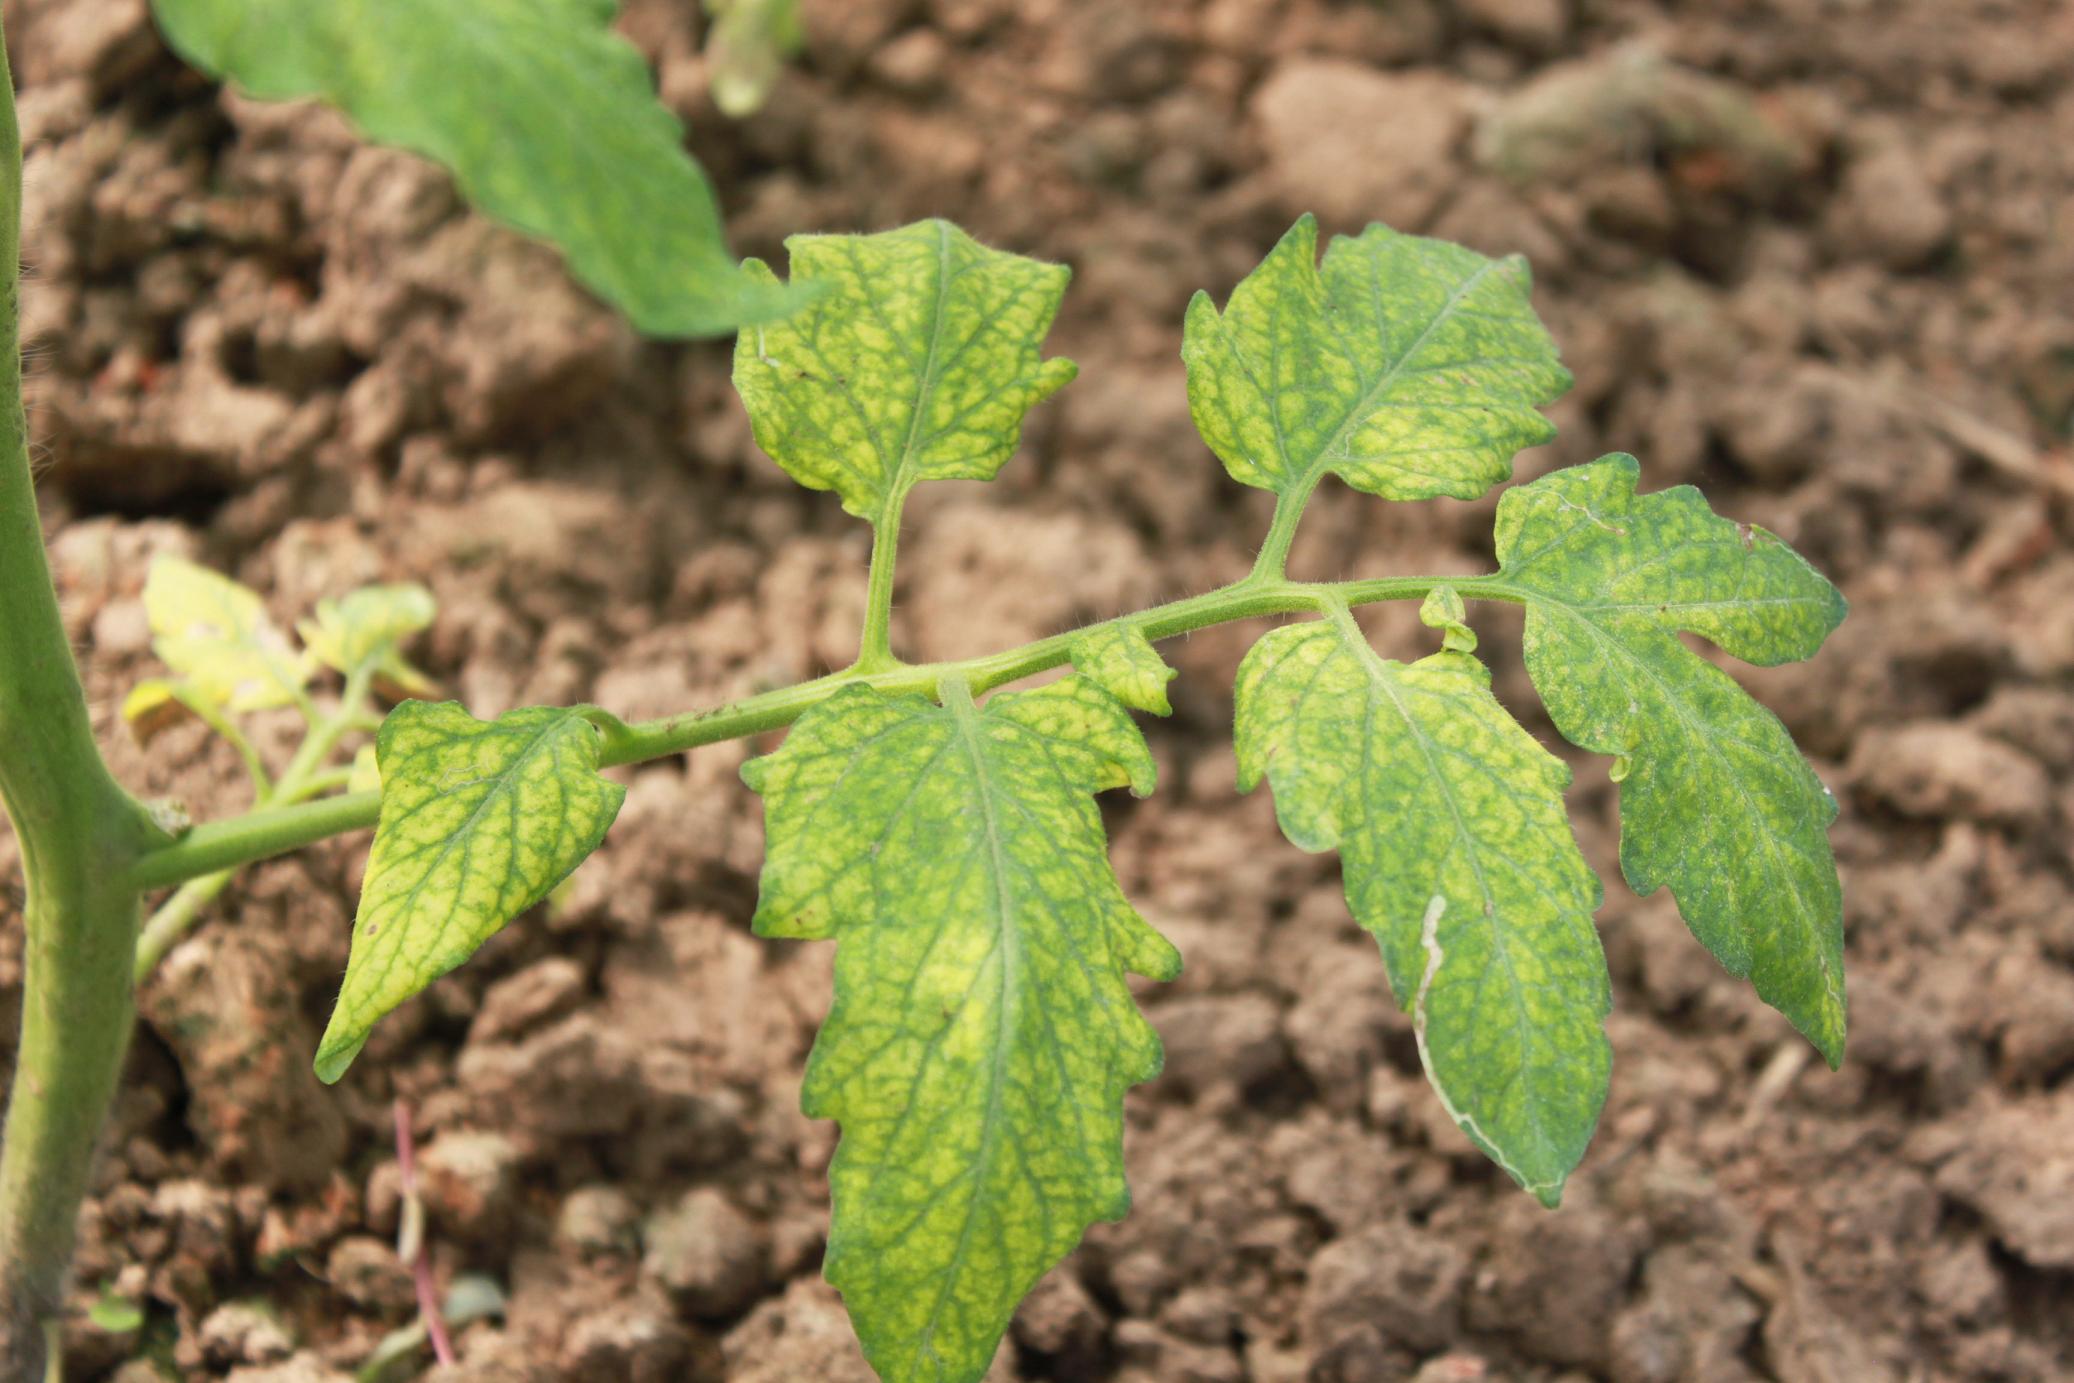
[
  {"xmin": 297, "ymin": 584, "xmax": 435, "ymax": 674},
  {"xmin": 142, "ymin": 556, "xmax": 308, "ymax": 713},
  {"xmin": 1492, "ymin": 453, "xmax": 1849, "ymax": 1064},
  {"xmin": 742, "ymin": 676, "xmax": 1178, "ymax": 1383},
  {"xmin": 315, "ymin": 702, "xmax": 626, "ymax": 1083},
  {"xmin": 297, "ymin": 583, "xmax": 437, "ymax": 688},
  {"xmin": 1235, "ymin": 613, "xmax": 1609, "ymax": 1205},
  {"xmin": 732, "ymin": 220, "xmax": 1078, "ymax": 522},
  {"xmin": 348, "ymin": 744, "xmax": 382, "ymax": 795},
  {"xmin": 1069, "ymin": 623, "xmax": 1176, "ymax": 716},
  {"xmin": 1419, "ymin": 585, "xmax": 1479, "ymax": 653},
  {"xmin": 151, "ymin": 0, "xmax": 802, "ymax": 336},
  {"xmin": 1183, "ymin": 215, "xmax": 1569, "ymax": 502}
]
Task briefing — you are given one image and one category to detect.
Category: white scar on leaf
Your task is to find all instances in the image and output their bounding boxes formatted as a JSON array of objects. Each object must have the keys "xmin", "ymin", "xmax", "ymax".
[{"xmin": 1411, "ymin": 891, "xmax": 1560, "ymax": 1202}]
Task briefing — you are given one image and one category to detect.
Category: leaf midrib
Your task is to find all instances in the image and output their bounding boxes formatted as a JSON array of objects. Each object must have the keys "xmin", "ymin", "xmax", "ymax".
[
  {"xmin": 905, "ymin": 686, "xmax": 1021, "ymax": 1370},
  {"xmin": 1294, "ymin": 255, "xmax": 1506, "ymax": 495},
  {"xmin": 358, "ymin": 711, "xmax": 578, "ymax": 1000},
  {"xmin": 880, "ymin": 220, "xmax": 956, "ymax": 527},
  {"xmin": 1326, "ymin": 611, "xmax": 1561, "ymax": 1179}
]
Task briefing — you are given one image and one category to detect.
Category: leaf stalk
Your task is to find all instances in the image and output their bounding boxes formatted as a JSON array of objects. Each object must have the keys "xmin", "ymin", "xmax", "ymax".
[
  {"xmin": 132, "ymin": 664, "xmax": 380, "ymax": 980},
  {"xmin": 126, "ymin": 570, "xmax": 1523, "ymax": 891}
]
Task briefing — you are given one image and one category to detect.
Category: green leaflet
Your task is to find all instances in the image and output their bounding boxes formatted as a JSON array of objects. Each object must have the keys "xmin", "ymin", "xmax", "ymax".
[
  {"xmin": 1069, "ymin": 624, "xmax": 1176, "ymax": 715},
  {"xmin": 742, "ymin": 677, "xmax": 1178, "ymax": 1383},
  {"xmin": 315, "ymin": 702, "xmax": 625, "ymax": 1082},
  {"xmin": 1235, "ymin": 612, "xmax": 1609, "ymax": 1205},
  {"xmin": 1182, "ymin": 215, "xmax": 1570, "ymax": 502},
  {"xmin": 151, "ymin": 0, "xmax": 800, "ymax": 336},
  {"xmin": 141, "ymin": 556, "xmax": 308, "ymax": 713},
  {"xmin": 1491, "ymin": 454, "xmax": 1849, "ymax": 1064},
  {"xmin": 732, "ymin": 221, "xmax": 1079, "ymax": 522}
]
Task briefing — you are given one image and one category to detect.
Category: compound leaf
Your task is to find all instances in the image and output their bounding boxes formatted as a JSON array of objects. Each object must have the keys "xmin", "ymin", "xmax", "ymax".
[
  {"xmin": 152, "ymin": 0, "xmax": 800, "ymax": 336},
  {"xmin": 142, "ymin": 556, "xmax": 308, "ymax": 713},
  {"xmin": 732, "ymin": 220, "xmax": 1078, "ymax": 522},
  {"xmin": 742, "ymin": 677, "xmax": 1177, "ymax": 1383},
  {"xmin": 316, "ymin": 702, "xmax": 625, "ymax": 1083},
  {"xmin": 1070, "ymin": 624, "xmax": 1176, "ymax": 716},
  {"xmin": 1235, "ymin": 614, "xmax": 1609, "ymax": 1204},
  {"xmin": 297, "ymin": 583, "xmax": 437, "ymax": 692},
  {"xmin": 1493, "ymin": 454, "xmax": 1848, "ymax": 1064},
  {"xmin": 1183, "ymin": 215, "xmax": 1569, "ymax": 503}
]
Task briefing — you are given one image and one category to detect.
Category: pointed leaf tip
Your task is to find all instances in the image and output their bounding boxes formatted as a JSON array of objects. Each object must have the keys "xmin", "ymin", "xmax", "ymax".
[{"xmin": 153, "ymin": 0, "xmax": 800, "ymax": 336}]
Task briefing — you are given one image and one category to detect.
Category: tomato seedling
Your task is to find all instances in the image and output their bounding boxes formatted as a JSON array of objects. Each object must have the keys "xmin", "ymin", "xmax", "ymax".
[{"xmin": 0, "ymin": 52, "xmax": 1848, "ymax": 1383}]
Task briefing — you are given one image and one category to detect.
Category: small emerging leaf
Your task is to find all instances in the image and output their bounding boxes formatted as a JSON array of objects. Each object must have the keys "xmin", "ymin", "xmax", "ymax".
[
  {"xmin": 1494, "ymin": 454, "xmax": 1849, "ymax": 1064},
  {"xmin": 142, "ymin": 556, "xmax": 307, "ymax": 712},
  {"xmin": 733, "ymin": 220, "xmax": 1078, "ymax": 522},
  {"xmin": 316, "ymin": 702, "xmax": 625, "ymax": 1083},
  {"xmin": 1183, "ymin": 215, "xmax": 1570, "ymax": 503},
  {"xmin": 1070, "ymin": 623, "xmax": 1176, "ymax": 715},
  {"xmin": 1419, "ymin": 586, "xmax": 1479, "ymax": 653},
  {"xmin": 704, "ymin": 0, "xmax": 802, "ymax": 117},
  {"xmin": 1236, "ymin": 615, "xmax": 1609, "ymax": 1204},
  {"xmin": 743, "ymin": 677, "xmax": 1177, "ymax": 1383},
  {"xmin": 152, "ymin": 0, "xmax": 803, "ymax": 336},
  {"xmin": 87, "ymin": 1288, "xmax": 145, "ymax": 1335},
  {"xmin": 298, "ymin": 582, "xmax": 438, "ymax": 695}
]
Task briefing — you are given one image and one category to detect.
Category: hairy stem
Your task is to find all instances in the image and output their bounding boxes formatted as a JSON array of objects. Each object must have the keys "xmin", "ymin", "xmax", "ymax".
[
  {"xmin": 129, "ymin": 571, "xmax": 1527, "ymax": 891},
  {"xmin": 0, "ymin": 29, "xmax": 163, "ymax": 1375},
  {"xmin": 854, "ymin": 492, "xmax": 907, "ymax": 674},
  {"xmin": 1250, "ymin": 476, "xmax": 1319, "ymax": 581}
]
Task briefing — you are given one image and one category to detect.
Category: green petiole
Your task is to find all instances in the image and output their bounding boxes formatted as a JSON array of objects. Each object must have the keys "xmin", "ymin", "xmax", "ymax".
[{"xmin": 125, "ymin": 568, "xmax": 1519, "ymax": 895}]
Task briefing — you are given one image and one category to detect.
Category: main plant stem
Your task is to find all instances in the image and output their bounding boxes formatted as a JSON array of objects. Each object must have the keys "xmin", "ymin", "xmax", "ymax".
[{"xmin": 0, "ymin": 30, "xmax": 163, "ymax": 1377}]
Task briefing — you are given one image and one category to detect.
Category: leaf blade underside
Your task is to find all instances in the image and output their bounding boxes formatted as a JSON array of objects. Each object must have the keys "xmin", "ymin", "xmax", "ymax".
[
  {"xmin": 152, "ymin": 0, "xmax": 799, "ymax": 335},
  {"xmin": 732, "ymin": 220, "xmax": 1078, "ymax": 521},
  {"xmin": 743, "ymin": 678, "xmax": 1177, "ymax": 1383},
  {"xmin": 1235, "ymin": 615, "xmax": 1610, "ymax": 1204},
  {"xmin": 315, "ymin": 701, "xmax": 625, "ymax": 1083},
  {"xmin": 1182, "ymin": 214, "xmax": 1571, "ymax": 503},
  {"xmin": 1492, "ymin": 454, "xmax": 1849, "ymax": 1064}
]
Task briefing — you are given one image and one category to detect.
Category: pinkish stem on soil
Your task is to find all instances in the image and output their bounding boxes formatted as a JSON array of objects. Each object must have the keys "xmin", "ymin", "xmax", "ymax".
[{"xmin": 393, "ymin": 1099, "xmax": 457, "ymax": 1368}]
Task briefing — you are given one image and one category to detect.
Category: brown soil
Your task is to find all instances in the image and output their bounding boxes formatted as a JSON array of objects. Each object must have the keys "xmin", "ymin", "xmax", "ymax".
[{"xmin": 4, "ymin": 0, "xmax": 2074, "ymax": 1379}]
